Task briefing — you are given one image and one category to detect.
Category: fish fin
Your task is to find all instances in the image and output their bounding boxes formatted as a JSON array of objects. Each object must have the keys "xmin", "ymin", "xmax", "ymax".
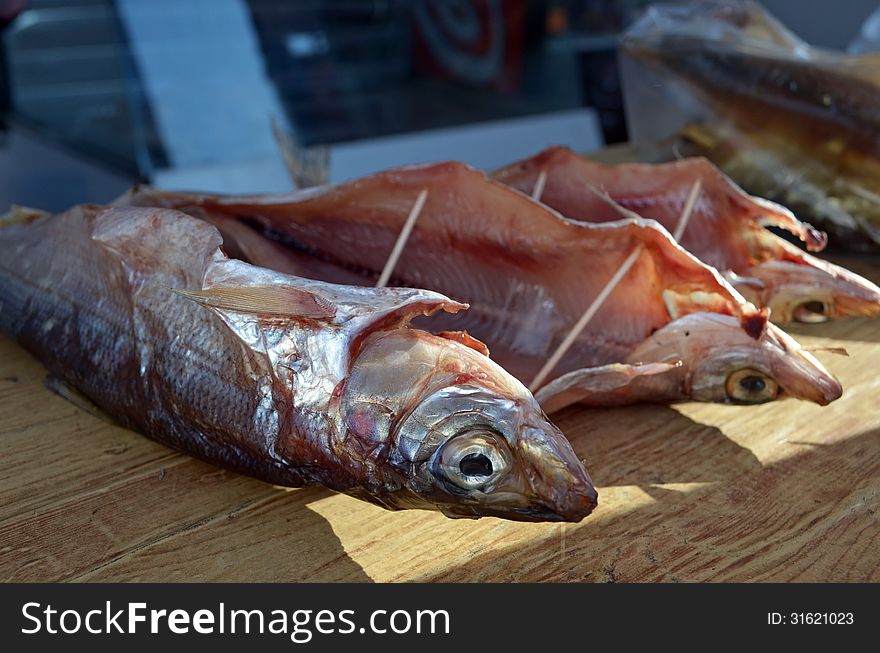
[
  {"xmin": 802, "ymin": 346, "xmax": 849, "ymax": 357},
  {"xmin": 0, "ymin": 205, "xmax": 50, "ymax": 227},
  {"xmin": 44, "ymin": 376, "xmax": 115, "ymax": 424},
  {"xmin": 271, "ymin": 116, "xmax": 329, "ymax": 189},
  {"xmin": 172, "ymin": 286, "xmax": 336, "ymax": 320},
  {"xmin": 739, "ymin": 306, "xmax": 770, "ymax": 340},
  {"xmin": 437, "ymin": 330, "xmax": 490, "ymax": 357},
  {"xmin": 535, "ymin": 361, "xmax": 682, "ymax": 413},
  {"xmin": 368, "ymin": 295, "xmax": 468, "ymax": 332},
  {"xmin": 755, "ymin": 207, "xmax": 828, "ymax": 252},
  {"xmin": 663, "ymin": 288, "xmax": 741, "ymax": 320}
]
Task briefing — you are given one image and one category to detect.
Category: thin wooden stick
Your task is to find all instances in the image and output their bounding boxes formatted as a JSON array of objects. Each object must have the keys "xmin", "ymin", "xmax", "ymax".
[
  {"xmin": 531, "ymin": 170, "xmax": 548, "ymax": 202},
  {"xmin": 376, "ymin": 189, "xmax": 428, "ymax": 288},
  {"xmin": 672, "ymin": 179, "xmax": 702, "ymax": 241},
  {"xmin": 529, "ymin": 244, "xmax": 644, "ymax": 392},
  {"xmin": 846, "ymin": 180, "xmax": 880, "ymax": 206}
]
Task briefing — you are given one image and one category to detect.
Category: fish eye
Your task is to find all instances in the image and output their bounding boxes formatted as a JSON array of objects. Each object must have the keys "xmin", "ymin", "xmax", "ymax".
[
  {"xmin": 459, "ymin": 453, "xmax": 493, "ymax": 477},
  {"xmin": 793, "ymin": 300, "xmax": 828, "ymax": 323},
  {"xmin": 725, "ymin": 368, "xmax": 779, "ymax": 404},
  {"xmin": 432, "ymin": 429, "xmax": 511, "ymax": 492}
]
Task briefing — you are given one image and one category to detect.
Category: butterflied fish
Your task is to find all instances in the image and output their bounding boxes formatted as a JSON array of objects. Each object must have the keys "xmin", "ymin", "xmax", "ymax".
[
  {"xmin": 0, "ymin": 205, "xmax": 597, "ymax": 522},
  {"xmin": 493, "ymin": 146, "xmax": 880, "ymax": 323},
  {"xmin": 121, "ymin": 162, "xmax": 842, "ymax": 410}
]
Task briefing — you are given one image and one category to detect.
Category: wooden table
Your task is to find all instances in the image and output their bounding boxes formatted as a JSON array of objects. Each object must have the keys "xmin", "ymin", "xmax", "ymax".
[{"xmin": 1, "ymin": 255, "xmax": 878, "ymax": 583}]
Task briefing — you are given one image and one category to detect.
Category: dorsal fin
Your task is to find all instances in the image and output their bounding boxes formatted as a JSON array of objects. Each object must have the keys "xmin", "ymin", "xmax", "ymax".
[
  {"xmin": 437, "ymin": 330, "xmax": 490, "ymax": 357},
  {"xmin": 173, "ymin": 286, "xmax": 336, "ymax": 320},
  {"xmin": 740, "ymin": 305, "xmax": 770, "ymax": 339}
]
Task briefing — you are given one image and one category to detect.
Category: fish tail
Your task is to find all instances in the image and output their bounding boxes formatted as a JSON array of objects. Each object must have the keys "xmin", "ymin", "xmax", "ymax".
[
  {"xmin": 0, "ymin": 205, "xmax": 50, "ymax": 228},
  {"xmin": 270, "ymin": 116, "xmax": 330, "ymax": 189}
]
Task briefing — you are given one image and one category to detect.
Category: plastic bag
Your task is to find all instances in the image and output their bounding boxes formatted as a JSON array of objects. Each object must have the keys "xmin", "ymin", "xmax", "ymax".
[{"xmin": 619, "ymin": 0, "xmax": 880, "ymax": 252}]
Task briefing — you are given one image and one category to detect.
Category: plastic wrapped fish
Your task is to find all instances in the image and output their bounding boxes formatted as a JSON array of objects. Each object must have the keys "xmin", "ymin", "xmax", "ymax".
[{"xmin": 619, "ymin": 0, "xmax": 880, "ymax": 251}]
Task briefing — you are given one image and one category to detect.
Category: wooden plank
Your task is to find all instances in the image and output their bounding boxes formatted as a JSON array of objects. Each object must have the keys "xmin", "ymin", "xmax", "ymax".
[
  {"xmin": 0, "ymin": 343, "xmax": 178, "ymax": 523},
  {"xmin": 1, "ymin": 205, "xmax": 878, "ymax": 583},
  {"xmin": 0, "ymin": 309, "xmax": 876, "ymax": 582}
]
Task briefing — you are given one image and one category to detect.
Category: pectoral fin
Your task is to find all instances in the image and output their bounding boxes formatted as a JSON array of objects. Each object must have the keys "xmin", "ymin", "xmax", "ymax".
[
  {"xmin": 173, "ymin": 286, "xmax": 336, "ymax": 320},
  {"xmin": 535, "ymin": 361, "xmax": 683, "ymax": 413},
  {"xmin": 663, "ymin": 288, "xmax": 743, "ymax": 320},
  {"xmin": 437, "ymin": 330, "xmax": 490, "ymax": 357}
]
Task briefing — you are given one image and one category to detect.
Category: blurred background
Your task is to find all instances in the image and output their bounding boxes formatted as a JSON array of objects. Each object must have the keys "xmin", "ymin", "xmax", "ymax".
[{"xmin": 1, "ymin": 0, "xmax": 878, "ymax": 212}]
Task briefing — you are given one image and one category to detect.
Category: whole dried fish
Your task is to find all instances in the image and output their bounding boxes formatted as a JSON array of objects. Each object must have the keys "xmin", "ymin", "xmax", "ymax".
[
  {"xmin": 493, "ymin": 146, "xmax": 880, "ymax": 323},
  {"xmin": 620, "ymin": 0, "xmax": 880, "ymax": 251},
  {"xmin": 122, "ymin": 162, "xmax": 842, "ymax": 409},
  {"xmin": 0, "ymin": 205, "xmax": 598, "ymax": 522}
]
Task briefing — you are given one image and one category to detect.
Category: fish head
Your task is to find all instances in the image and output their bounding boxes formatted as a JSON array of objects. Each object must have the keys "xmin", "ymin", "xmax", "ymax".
[
  {"xmin": 740, "ymin": 260, "xmax": 880, "ymax": 323},
  {"xmin": 627, "ymin": 312, "xmax": 842, "ymax": 405},
  {"xmin": 343, "ymin": 330, "xmax": 597, "ymax": 522}
]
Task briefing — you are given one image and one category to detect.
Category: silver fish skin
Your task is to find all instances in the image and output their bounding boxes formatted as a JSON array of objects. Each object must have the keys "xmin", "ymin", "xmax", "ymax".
[{"xmin": 0, "ymin": 206, "xmax": 597, "ymax": 522}]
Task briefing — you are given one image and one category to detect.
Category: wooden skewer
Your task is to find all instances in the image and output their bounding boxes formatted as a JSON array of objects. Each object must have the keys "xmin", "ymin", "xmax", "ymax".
[
  {"xmin": 672, "ymin": 179, "xmax": 702, "ymax": 241},
  {"xmin": 271, "ymin": 116, "xmax": 329, "ymax": 189},
  {"xmin": 376, "ymin": 189, "xmax": 428, "ymax": 288},
  {"xmin": 846, "ymin": 180, "xmax": 880, "ymax": 206},
  {"xmin": 531, "ymin": 170, "xmax": 548, "ymax": 202},
  {"xmin": 529, "ymin": 244, "xmax": 644, "ymax": 392}
]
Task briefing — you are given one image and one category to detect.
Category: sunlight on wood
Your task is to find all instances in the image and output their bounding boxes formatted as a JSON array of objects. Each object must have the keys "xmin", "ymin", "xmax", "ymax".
[{"xmin": 1, "ymin": 252, "xmax": 878, "ymax": 582}]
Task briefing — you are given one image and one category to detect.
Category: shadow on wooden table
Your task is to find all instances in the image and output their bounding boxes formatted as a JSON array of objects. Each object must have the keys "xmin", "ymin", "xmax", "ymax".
[
  {"xmin": 0, "ymin": 459, "xmax": 374, "ymax": 583},
  {"xmin": 421, "ymin": 424, "xmax": 880, "ymax": 582},
  {"xmin": 557, "ymin": 403, "xmax": 763, "ymax": 489},
  {"xmin": 784, "ymin": 316, "xmax": 880, "ymax": 343}
]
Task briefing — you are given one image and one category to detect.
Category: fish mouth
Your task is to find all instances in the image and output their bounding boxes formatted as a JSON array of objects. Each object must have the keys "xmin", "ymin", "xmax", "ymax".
[
  {"xmin": 487, "ymin": 500, "xmax": 595, "ymax": 523},
  {"xmin": 832, "ymin": 283, "xmax": 880, "ymax": 318},
  {"xmin": 518, "ymin": 425, "xmax": 599, "ymax": 522},
  {"xmin": 446, "ymin": 490, "xmax": 598, "ymax": 523},
  {"xmin": 777, "ymin": 351, "xmax": 843, "ymax": 405},
  {"xmin": 795, "ymin": 356, "xmax": 843, "ymax": 405},
  {"xmin": 763, "ymin": 323, "xmax": 843, "ymax": 405},
  {"xmin": 540, "ymin": 484, "xmax": 599, "ymax": 522}
]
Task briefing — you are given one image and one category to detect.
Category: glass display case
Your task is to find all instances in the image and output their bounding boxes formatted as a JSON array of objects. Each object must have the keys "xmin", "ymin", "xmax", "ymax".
[{"xmin": 1, "ymin": 0, "xmax": 648, "ymax": 193}]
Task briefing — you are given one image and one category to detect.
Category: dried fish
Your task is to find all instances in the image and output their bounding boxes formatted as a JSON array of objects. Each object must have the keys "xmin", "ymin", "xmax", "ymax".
[
  {"xmin": 493, "ymin": 146, "xmax": 880, "ymax": 323},
  {"xmin": 620, "ymin": 0, "xmax": 880, "ymax": 251},
  {"xmin": 122, "ymin": 162, "xmax": 842, "ymax": 409},
  {"xmin": 0, "ymin": 205, "xmax": 598, "ymax": 521}
]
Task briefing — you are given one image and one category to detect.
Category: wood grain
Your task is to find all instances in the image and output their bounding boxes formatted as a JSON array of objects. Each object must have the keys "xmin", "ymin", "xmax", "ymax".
[
  {"xmin": 0, "ymin": 146, "xmax": 877, "ymax": 581},
  {"xmin": 1, "ymin": 302, "xmax": 877, "ymax": 582}
]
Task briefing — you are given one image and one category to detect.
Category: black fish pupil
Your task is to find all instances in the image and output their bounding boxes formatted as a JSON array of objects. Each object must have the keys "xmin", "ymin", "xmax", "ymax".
[
  {"xmin": 740, "ymin": 376, "xmax": 766, "ymax": 394},
  {"xmin": 460, "ymin": 453, "xmax": 493, "ymax": 477},
  {"xmin": 801, "ymin": 301, "xmax": 825, "ymax": 315}
]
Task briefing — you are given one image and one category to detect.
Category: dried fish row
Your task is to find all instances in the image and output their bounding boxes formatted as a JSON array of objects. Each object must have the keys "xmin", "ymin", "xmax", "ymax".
[{"xmin": 122, "ymin": 162, "xmax": 842, "ymax": 411}]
